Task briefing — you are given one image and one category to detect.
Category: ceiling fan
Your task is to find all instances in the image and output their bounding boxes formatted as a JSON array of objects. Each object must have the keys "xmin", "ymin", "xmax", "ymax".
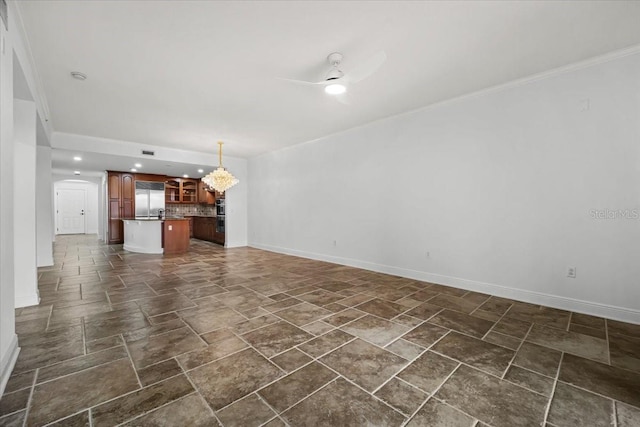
[{"xmin": 282, "ymin": 51, "xmax": 387, "ymax": 103}]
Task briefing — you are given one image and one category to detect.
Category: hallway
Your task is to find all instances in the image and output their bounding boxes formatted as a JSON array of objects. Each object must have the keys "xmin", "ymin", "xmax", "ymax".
[{"xmin": 1, "ymin": 236, "xmax": 639, "ymax": 426}]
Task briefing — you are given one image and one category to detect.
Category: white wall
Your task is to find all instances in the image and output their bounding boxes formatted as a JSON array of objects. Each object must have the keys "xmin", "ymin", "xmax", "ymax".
[
  {"xmin": 13, "ymin": 98, "xmax": 39, "ymax": 308},
  {"xmin": 53, "ymin": 180, "xmax": 99, "ymax": 235},
  {"xmin": 249, "ymin": 52, "xmax": 640, "ymax": 323},
  {"xmin": 36, "ymin": 146, "xmax": 54, "ymax": 265},
  {"xmin": 0, "ymin": 8, "xmax": 17, "ymax": 395},
  {"xmin": 225, "ymin": 158, "xmax": 248, "ymax": 248}
]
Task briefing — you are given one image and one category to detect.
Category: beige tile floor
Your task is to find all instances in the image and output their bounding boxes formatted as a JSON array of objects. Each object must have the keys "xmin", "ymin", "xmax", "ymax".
[{"xmin": 1, "ymin": 235, "xmax": 640, "ymax": 426}]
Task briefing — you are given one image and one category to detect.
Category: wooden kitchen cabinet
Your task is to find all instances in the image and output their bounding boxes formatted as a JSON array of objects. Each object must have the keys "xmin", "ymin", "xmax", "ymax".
[
  {"xmin": 107, "ymin": 171, "xmax": 135, "ymax": 244},
  {"xmin": 198, "ymin": 180, "xmax": 216, "ymax": 205},
  {"xmin": 192, "ymin": 216, "xmax": 223, "ymax": 245},
  {"xmin": 165, "ymin": 178, "xmax": 198, "ymax": 204}
]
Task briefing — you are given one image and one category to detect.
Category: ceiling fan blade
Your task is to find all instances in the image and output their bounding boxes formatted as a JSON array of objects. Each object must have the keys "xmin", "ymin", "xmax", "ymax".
[
  {"xmin": 343, "ymin": 51, "xmax": 387, "ymax": 83},
  {"xmin": 278, "ymin": 77, "xmax": 328, "ymax": 86}
]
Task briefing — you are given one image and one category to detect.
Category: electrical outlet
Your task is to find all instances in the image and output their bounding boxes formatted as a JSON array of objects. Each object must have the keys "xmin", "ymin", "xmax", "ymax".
[
  {"xmin": 567, "ymin": 267, "xmax": 576, "ymax": 278},
  {"xmin": 426, "ymin": 251, "xmax": 430, "ymax": 258},
  {"xmin": 333, "ymin": 240, "xmax": 337, "ymax": 247}
]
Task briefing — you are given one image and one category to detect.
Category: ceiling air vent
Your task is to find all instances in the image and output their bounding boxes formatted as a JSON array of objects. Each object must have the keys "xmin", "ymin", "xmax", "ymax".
[{"xmin": 141, "ymin": 150, "xmax": 155, "ymax": 156}]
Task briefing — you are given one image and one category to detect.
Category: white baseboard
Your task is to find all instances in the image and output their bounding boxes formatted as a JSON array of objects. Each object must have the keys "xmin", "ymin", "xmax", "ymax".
[
  {"xmin": 250, "ymin": 242, "xmax": 640, "ymax": 324},
  {"xmin": 0, "ymin": 335, "xmax": 20, "ymax": 395},
  {"xmin": 15, "ymin": 292, "xmax": 40, "ymax": 308}
]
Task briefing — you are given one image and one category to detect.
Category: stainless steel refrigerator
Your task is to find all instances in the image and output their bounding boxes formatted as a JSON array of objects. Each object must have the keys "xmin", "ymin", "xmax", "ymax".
[{"xmin": 135, "ymin": 181, "xmax": 165, "ymax": 219}]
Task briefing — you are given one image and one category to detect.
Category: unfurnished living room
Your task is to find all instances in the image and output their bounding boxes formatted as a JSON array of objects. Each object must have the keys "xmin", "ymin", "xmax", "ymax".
[{"xmin": 1, "ymin": 1, "xmax": 640, "ymax": 426}]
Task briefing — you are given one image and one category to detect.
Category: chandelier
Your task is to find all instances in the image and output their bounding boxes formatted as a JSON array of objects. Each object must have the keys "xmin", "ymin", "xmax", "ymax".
[{"xmin": 202, "ymin": 141, "xmax": 239, "ymax": 194}]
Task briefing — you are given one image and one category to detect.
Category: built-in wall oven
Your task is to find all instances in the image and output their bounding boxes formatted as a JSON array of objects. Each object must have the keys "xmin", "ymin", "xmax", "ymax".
[
  {"xmin": 216, "ymin": 199, "xmax": 225, "ymax": 216},
  {"xmin": 215, "ymin": 198, "xmax": 225, "ymax": 233}
]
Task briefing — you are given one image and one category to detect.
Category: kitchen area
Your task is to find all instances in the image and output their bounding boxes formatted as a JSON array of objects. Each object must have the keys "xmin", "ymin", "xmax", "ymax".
[{"xmin": 108, "ymin": 171, "xmax": 226, "ymax": 254}]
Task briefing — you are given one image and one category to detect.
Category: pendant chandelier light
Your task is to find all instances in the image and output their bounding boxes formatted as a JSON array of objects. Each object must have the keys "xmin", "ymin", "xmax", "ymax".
[{"xmin": 202, "ymin": 141, "xmax": 239, "ymax": 194}]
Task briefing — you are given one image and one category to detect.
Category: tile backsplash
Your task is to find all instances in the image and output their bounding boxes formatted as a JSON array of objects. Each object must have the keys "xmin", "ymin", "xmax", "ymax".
[{"xmin": 166, "ymin": 204, "xmax": 216, "ymax": 217}]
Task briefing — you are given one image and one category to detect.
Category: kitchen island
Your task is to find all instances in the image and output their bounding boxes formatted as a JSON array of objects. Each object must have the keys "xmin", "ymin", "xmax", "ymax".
[{"xmin": 122, "ymin": 218, "xmax": 190, "ymax": 254}]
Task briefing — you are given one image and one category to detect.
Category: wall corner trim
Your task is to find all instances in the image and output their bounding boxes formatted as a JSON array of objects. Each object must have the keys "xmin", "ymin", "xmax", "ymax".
[
  {"xmin": 0, "ymin": 335, "xmax": 20, "ymax": 396},
  {"xmin": 249, "ymin": 242, "xmax": 640, "ymax": 325}
]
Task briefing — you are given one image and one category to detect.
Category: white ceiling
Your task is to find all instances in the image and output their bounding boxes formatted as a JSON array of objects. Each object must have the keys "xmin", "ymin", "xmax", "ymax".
[
  {"xmin": 17, "ymin": 1, "xmax": 640, "ymax": 159},
  {"xmin": 51, "ymin": 148, "xmax": 214, "ymax": 180}
]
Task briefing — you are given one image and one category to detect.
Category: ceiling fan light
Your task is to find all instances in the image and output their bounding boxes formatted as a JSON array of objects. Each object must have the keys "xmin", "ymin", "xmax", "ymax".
[{"xmin": 325, "ymin": 83, "xmax": 346, "ymax": 95}]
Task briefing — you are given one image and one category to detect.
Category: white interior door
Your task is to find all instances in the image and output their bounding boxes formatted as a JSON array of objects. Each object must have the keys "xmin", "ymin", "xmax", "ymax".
[{"xmin": 57, "ymin": 189, "xmax": 86, "ymax": 234}]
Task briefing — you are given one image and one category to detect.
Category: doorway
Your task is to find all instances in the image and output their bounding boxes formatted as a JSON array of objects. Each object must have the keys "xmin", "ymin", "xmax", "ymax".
[{"xmin": 56, "ymin": 189, "xmax": 86, "ymax": 234}]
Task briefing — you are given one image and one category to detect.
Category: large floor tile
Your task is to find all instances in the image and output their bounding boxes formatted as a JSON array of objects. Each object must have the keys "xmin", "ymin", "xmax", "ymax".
[
  {"xmin": 429, "ymin": 309, "xmax": 495, "ymax": 338},
  {"xmin": 120, "ymin": 393, "xmax": 217, "ymax": 426},
  {"xmin": 608, "ymin": 333, "xmax": 640, "ymax": 372},
  {"xmin": 181, "ymin": 306, "xmax": 246, "ymax": 334},
  {"xmin": 13, "ymin": 326, "xmax": 85, "ymax": 373},
  {"xmin": 320, "ymin": 339, "xmax": 408, "ymax": 391},
  {"xmin": 340, "ymin": 314, "xmax": 410, "ymax": 347},
  {"xmin": 374, "ymin": 377, "xmax": 427, "ymax": 416},
  {"xmin": 436, "ymin": 365, "xmax": 547, "ymax": 427},
  {"xmin": 126, "ymin": 326, "xmax": 206, "ymax": 369},
  {"xmin": 527, "ymin": 324, "xmax": 609, "ymax": 363},
  {"xmin": 177, "ymin": 334, "xmax": 248, "ymax": 369},
  {"xmin": 431, "ymin": 332, "xmax": 515, "ymax": 376},
  {"xmin": 187, "ymin": 348, "xmax": 283, "ymax": 410},
  {"xmin": 91, "ymin": 375, "xmax": 194, "ymax": 426},
  {"xmin": 216, "ymin": 393, "xmax": 277, "ymax": 427},
  {"xmin": 513, "ymin": 341, "xmax": 562, "ymax": 377},
  {"xmin": 407, "ymin": 398, "xmax": 475, "ymax": 427},
  {"xmin": 505, "ymin": 303, "xmax": 570, "ymax": 329},
  {"xmin": 37, "ymin": 346, "xmax": 128, "ymax": 383},
  {"xmin": 281, "ymin": 378, "xmax": 406, "ymax": 426},
  {"xmin": 26, "ymin": 358, "xmax": 140, "ymax": 426},
  {"xmin": 258, "ymin": 362, "xmax": 337, "ymax": 413},
  {"xmin": 617, "ymin": 402, "xmax": 640, "ymax": 427},
  {"xmin": 298, "ymin": 329, "xmax": 354, "ymax": 358},
  {"xmin": 547, "ymin": 382, "xmax": 614, "ymax": 427},
  {"xmin": 354, "ymin": 298, "xmax": 406, "ymax": 320},
  {"xmin": 401, "ymin": 322, "xmax": 449, "ymax": 347},
  {"xmin": 273, "ymin": 302, "xmax": 333, "ymax": 327},
  {"xmin": 396, "ymin": 350, "xmax": 458, "ymax": 393},
  {"xmin": 559, "ymin": 353, "xmax": 640, "ymax": 408},
  {"xmin": 241, "ymin": 321, "xmax": 313, "ymax": 358}
]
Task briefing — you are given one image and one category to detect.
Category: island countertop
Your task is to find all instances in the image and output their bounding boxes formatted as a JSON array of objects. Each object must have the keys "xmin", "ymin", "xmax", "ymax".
[{"xmin": 121, "ymin": 217, "xmax": 190, "ymax": 221}]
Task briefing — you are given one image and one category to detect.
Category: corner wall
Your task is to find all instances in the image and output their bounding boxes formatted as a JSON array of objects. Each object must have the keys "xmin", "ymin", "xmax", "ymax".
[
  {"xmin": 0, "ymin": 6, "xmax": 18, "ymax": 395},
  {"xmin": 36, "ymin": 146, "xmax": 54, "ymax": 265},
  {"xmin": 13, "ymin": 98, "xmax": 38, "ymax": 307},
  {"xmin": 248, "ymin": 52, "xmax": 640, "ymax": 323}
]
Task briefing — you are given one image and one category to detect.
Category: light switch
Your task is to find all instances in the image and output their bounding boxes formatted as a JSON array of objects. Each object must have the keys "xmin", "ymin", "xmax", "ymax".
[{"xmin": 168, "ymin": 225, "xmax": 173, "ymax": 231}]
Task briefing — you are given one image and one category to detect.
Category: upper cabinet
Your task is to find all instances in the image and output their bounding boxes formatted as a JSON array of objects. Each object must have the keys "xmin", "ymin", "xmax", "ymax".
[
  {"xmin": 198, "ymin": 180, "xmax": 215, "ymax": 205},
  {"xmin": 165, "ymin": 178, "xmax": 199, "ymax": 204}
]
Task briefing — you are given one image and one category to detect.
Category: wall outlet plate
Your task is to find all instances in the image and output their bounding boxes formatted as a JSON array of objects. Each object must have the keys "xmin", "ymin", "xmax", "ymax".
[{"xmin": 567, "ymin": 267, "xmax": 576, "ymax": 278}]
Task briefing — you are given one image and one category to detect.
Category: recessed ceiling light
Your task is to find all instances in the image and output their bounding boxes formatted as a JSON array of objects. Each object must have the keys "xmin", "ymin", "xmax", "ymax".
[
  {"xmin": 134, "ymin": 163, "xmax": 142, "ymax": 168},
  {"xmin": 183, "ymin": 174, "xmax": 189, "ymax": 178},
  {"xmin": 197, "ymin": 169, "xmax": 204, "ymax": 173},
  {"xmin": 131, "ymin": 168, "xmax": 137, "ymax": 172},
  {"xmin": 70, "ymin": 71, "xmax": 87, "ymax": 81},
  {"xmin": 325, "ymin": 83, "xmax": 346, "ymax": 95},
  {"xmin": 74, "ymin": 171, "xmax": 81, "ymax": 175},
  {"xmin": 73, "ymin": 156, "xmax": 82, "ymax": 161}
]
